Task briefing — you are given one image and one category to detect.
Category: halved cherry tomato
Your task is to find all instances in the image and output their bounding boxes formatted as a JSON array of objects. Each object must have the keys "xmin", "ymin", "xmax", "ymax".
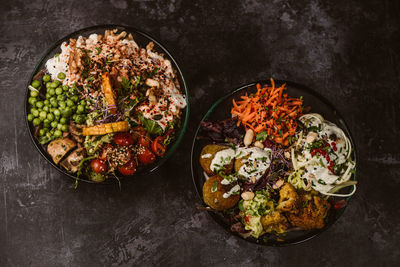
[
  {"xmin": 152, "ymin": 136, "xmax": 166, "ymax": 157},
  {"xmin": 91, "ymin": 158, "xmax": 107, "ymax": 173},
  {"xmin": 114, "ymin": 133, "xmax": 134, "ymax": 146},
  {"xmin": 138, "ymin": 135, "xmax": 151, "ymax": 148},
  {"xmin": 118, "ymin": 159, "xmax": 137, "ymax": 176},
  {"xmin": 138, "ymin": 147, "xmax": 156, "ymax": 165}
]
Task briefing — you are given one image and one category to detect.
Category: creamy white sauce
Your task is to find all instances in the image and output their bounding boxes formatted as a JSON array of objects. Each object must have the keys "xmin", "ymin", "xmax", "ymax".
[
  {"xmin": 201, "ymin": 153, "xmax": 212, "ymax": 159},
  {"xmin": 223, "ymin": 184, "xmax": 240, "ymax": 198},
  {"xmin": 210, "ymin": 148, "xmax": 235, "ymax": 172},
  {"xmin": 45, "ymin": 42, "xmax": 70, "ymax": 81},
  {"xmin": 235, "ymin": 147, "xmax": 272, "ymax": 181},
  {"xmin": 292, "ymin": 113, "xmax": 355, "ymax": 196}
]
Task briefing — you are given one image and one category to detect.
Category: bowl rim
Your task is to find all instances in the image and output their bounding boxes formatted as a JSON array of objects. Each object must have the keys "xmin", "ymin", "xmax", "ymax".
[
  {"xmin": 190, "ymin": 79, "xmax": 357, "ymax": 246},
  {"xmin": 25, "ymin": 24, "xmax": 190, "ymax": 184}
]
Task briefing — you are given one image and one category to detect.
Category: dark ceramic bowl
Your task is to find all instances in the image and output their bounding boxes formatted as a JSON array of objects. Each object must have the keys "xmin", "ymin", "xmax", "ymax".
[
  {"xmin": 25, "ymin": 25, "xmax": 190, "ymax": 184},
  {"xmin": 191, "ymin": 80, "xmax": 357, "ymax": 246}
]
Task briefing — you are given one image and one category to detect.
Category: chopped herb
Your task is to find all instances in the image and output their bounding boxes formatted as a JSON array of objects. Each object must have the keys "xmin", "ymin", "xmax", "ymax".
[
  {"xmin": 255, "ymin": 131, "xmax": 268, "ymax": 142},
  {"xmin": 211, "ymin": 180, "xmax": 218, "ymax": 193},
  {"xmin": 95, "ymin": 47, "xmax": 102, "ymax": 55},
  {"xmin": 318, "ymin": 179, "xmax": 326, "ymax": 185}
]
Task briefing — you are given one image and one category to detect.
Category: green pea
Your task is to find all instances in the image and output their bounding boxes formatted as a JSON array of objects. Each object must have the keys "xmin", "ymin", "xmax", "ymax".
[
  {"xmin": 47, "ymin": 113, "xmax": 55, "ymax": 121},
  {"xmin": 72, "ymin": 114, "xmax": 78, "ymax": 121},
  {"xmin": 39, "ymin": 129, "xmax": 46, "ymax": 136},
  {"xmin": 80, "ymin": 99, "xmax": 87, "ymax": 106},
  {"xmin": 28, "ymin": 97, "xmax": 37, "ymax": 105},
  {"xmin": 63, "ymin": 107, "xmax": 73, "ymax": 117},
  {"xmin": 53, "ymin": 109, "xmax": 61, "ymax": 116},
  {"xmin": 44, "ymin": 99, "xmax": 50, "ymax": 105},
  {"xmin": 57, "ymin": 72, "xmax": 66, "ymax": 80},
  {"xmin": 66, "ymin": 99, "xmax": 74, "ymax": 107},
  {"xmin": 61, "ymin": 125, "xmax": 68, "ymax": 132},
  {"xmin": 56, "ymin": 123, "xmax": 63, "ymax": 130},
  {"xmin": 43, "ymin": 75, "xmax": 51, "ymax": 82},
  {"xmin": 60, "ymin": 117, "xmax": 67, "ymax": 124},
  {"xmin": 50, "ymin": 82, "xmax": 58, "ymax": 89},
  {"xmin": 71, "ymin": 95, "xmax": 79, "ymax": 103},
  {"xmin": 39, "ymin": 111, "xmax": 47, "ymax": 120},
  {"xmin": 50, "ymin": 100, "xmax": 58, "ymax": 108},
  {"xmin": 51, "ymin": 121, "xmax": 58, "ymax": 128},
  {"xmin": 32, "ymin": 80, "xmax": 41, "ymax": 88},
  {"xmin": 54, "ymin": 80, "xmax": 61, "ymax": 86},
  {"xmin": 77, "ymin": 105, "xmax": 84, "ymax": 114},
  {"xmin": 46, "ymin": 93, "xmax": 51, "ymax": 99},
  {"xmin": 35, "ymin": 101, "xmax": 44, "ymax": 109},
  {"xmin": 62, "ymin": 85, "xmax": 69, "ymax": 91},
  {"xmin": 46, "ymin": 132, "xmax": 52, "ymax": 138},
  {"xmin": 43, "ymin": 106, "xmax": 49, "ymax": 112},
  {"xmin": 46, "ymin": 82, "xmax": 52, "ymax": 89},
  {"xmin": 58, "ymin": 101, "xmax": 66, "ymax": 109},
  {"xmin": 31, "ymin": 109, "xmax": 39, "ymax": 117},
  {"xmin": 43, "ymin": 119, "xmax": 50, "ymax": 128},
  {"xmin": 55, "ymin": 87, "xmax": 63, "ymax": 95},
  {"xmin": 57, "ymin": 95, "xmax": 64, "ymax": 101},
  {"xmin": 50, "ymin": 107, "xmax": 56, "ymax": 113},
  {"xmin": 30, "ymin": 90, "xmax": 39, "ymax": 97},
  {"xmin": 54, "ymin": 130, "xmax": 62, "ymax": 137},
  {"xmin": 48, "ymin": 88, "xmax": 56, "ymax": 96},
  {"xmin": 75, "ymin": 115, "xmax": 85, "ymax": 124},
  {"xmin": 27, "ymin": 114, "xmax": 34, "ymax": 121},
  {"xmin": 32, "ymin": 118, "xmax": 41, "ymax": 126}
]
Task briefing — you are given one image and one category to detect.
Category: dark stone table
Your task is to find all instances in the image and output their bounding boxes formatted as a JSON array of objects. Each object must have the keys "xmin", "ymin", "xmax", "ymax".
[{"xmin": 1, "ymin": 0, "xmax": 399, "ymax": 266}]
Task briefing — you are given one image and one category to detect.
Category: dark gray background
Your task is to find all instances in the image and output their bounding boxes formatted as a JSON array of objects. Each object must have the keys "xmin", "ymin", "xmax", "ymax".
[{"xmin": 1, "ymin": 0, "xmax": 399, "ymax": 266}]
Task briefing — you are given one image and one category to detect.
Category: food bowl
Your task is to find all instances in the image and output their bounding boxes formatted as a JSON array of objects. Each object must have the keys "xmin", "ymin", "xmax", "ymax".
[
  {"xmin": 191, "ymin": 80, "xmax": 357, "ymax": 245},
  {"xmin": 25, "ymin": 24, "xmax": 190, "ymax": 184}
]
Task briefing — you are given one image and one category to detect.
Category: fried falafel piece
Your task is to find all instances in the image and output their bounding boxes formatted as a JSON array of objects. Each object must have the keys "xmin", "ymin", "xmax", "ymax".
[
  {"xmin": 287, "ymin": 192, "xmax": 331, "ymax": 230},
  {"xmin": 200, "ymin": 145, "xmax": 234, "ymax": 176},
  {"xmin": 202, "ymin": 175, "xmax": 240, "ymax": 211},
  {"xmin": 276, "ymin": 183, "xmax": 299, "ymax": 213},
  {"xmin": 261, "ymin": 211, "xmax": 289, "ymax": 234}
]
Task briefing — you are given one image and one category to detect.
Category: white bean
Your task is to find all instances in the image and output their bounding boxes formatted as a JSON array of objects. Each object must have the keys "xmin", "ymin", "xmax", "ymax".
[
  {"xmin": 243, "ymin": 129, "xmax": 254, "ymax": 147},
  {"xmin": 241, "ymin": 191, "xmax": 255, "ymax": 200}
]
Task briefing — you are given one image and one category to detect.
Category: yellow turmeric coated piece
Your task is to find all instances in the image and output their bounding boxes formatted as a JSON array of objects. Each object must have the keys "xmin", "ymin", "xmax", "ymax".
[
  {"xmin": 102, "ymin": 72, "xmax": 117, "ymax": 114},
  {"xmin": 82, "ymin": 121, "xmax": 129, "ymax": 136}
]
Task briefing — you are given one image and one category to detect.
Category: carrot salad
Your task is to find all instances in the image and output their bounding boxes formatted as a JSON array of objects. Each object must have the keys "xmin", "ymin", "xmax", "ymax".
[{"xmin": 231, "ymin": 78, "xmax": 303, "ymax": 146}]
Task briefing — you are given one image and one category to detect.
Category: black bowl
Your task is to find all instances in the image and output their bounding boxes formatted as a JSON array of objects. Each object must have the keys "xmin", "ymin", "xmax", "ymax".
[
  {"xmin": 191, "ymin": 80, "xmax": 357, "ymax": 246},
  {"xmin": 25, "ymin": 24, "xmax": 190, "ymax": 184}
]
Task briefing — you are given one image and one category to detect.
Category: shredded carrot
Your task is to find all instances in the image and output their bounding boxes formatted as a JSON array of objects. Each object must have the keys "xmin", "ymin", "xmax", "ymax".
[{"xmin": 231, "ymin": 78, "xmax": 303, "ymax": 146}]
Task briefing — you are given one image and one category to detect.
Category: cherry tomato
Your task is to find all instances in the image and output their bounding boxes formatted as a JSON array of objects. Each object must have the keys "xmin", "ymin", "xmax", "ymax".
[
  {"xmin": 132, "ymin": 126, "xmax": 147, "ymax": 136},
  {"xmin": 114, "ymin": 133, "xmax": 135, "ymax": 146},
  {"xmin": 138, "ymin": 148, "xmax": 156, "ymax": 165},
  {"xmin": 138, "ymin": 135, "xmax": 151, "ymax": 148},
  {"xmin": 152, "ymin": 136, "xmax": 166, "ymax": 157},
  {"xmin": 91, "ymin": 158, "xmax": 107, "ymax": 173},
  {"xmin": 118, "ymin": 159, "xmax": 137, "ymax": 176}
]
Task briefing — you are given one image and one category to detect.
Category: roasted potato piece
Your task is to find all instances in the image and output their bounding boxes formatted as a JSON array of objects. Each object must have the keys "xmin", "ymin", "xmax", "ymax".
[
  {"xmin": 202, "ymin": 175, "xmax": 240, "ymax": 211},
  {"xmin": 261, "ymin": 211, "xmax": 289, "ymax": 234},
  {"xmin": 276, "ymin": 183, "xmax": 299, "ymax": 213},
  {"xmin": 47, "ymin": 138, "xmax": 76, "ymax": 164},
  {"xmin": 199, "ymin": 144, "xmax": 234, "ymax": 175},
  {"xmin": 60, "ymin": 147, "xmax": 85, "ymax": 173},
  {"xmin": 287, "ymin": 192, "xmax": 331, "ymax": 230}
]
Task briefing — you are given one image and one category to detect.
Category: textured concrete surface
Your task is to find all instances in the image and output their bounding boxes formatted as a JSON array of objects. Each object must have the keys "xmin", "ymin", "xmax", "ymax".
[{"xmin": 0, "ymin": 0, "xmax": 399, "ymax": 266}]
